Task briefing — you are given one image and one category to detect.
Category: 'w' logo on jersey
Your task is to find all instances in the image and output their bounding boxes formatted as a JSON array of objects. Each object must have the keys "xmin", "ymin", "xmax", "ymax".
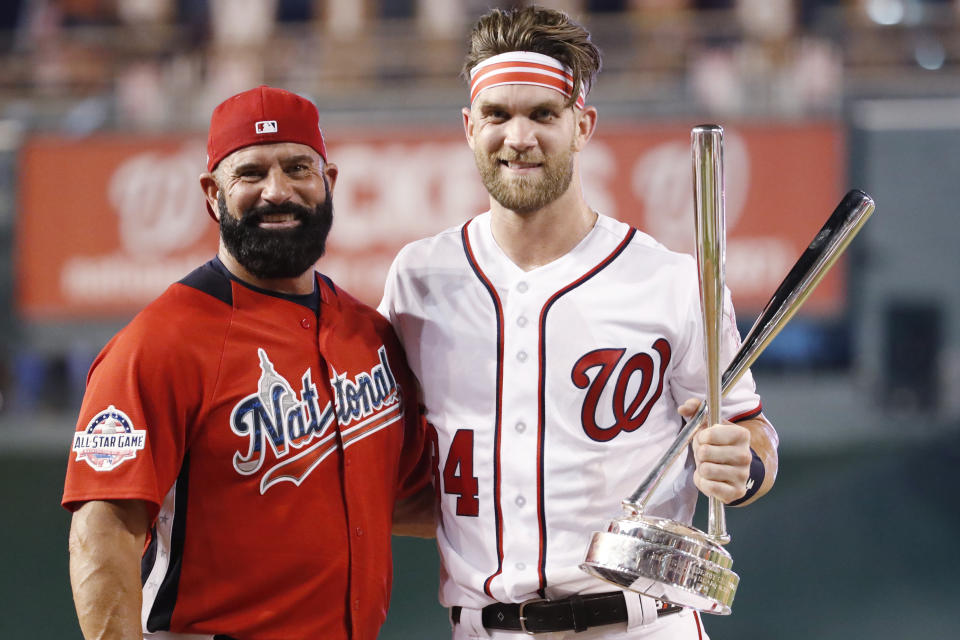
[
  {"xmin": 571, "ymin": 338, "xmax": 671, "ymax": 442},
  {"xmin": 229, "ymin": 347, "xmax": 402, "ymax": 493}
]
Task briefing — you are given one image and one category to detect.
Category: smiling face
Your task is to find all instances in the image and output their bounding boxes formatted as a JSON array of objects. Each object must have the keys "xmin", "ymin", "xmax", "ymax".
[
  {"xmin": 464, "ymin": 83, "xmax": 593, "ymax": 215},
  {"xmin": 202, "ymin": 142, "xmax": 339, "ymax": 279}
]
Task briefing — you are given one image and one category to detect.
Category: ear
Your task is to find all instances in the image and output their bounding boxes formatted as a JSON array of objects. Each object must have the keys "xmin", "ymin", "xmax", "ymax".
[
  {"xmin": 572, "ymin": 105, "xmax": 598, "ymax": 152},
  {"xmin": 323, "ymin": 161, "xmax": 339, "ymax": 193},
  {"xmin": 462, "ymin": 106, "xmax": 476, "ymax": 151},
  {"xmin": 199, "ymin": 172, "xmax": 220, "ymax": 220}
]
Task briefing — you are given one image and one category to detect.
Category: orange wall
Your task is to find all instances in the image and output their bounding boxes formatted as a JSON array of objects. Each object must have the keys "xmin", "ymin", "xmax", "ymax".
[{"xmin": 18, "ymin": 122, "xmax": 844, "ymax": 318}]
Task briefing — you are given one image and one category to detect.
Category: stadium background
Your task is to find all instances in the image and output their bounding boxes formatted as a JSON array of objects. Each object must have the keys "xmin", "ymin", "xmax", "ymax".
[{"xmin": 1, "ymin": 0, "xmax": 958, "ymax": 638}]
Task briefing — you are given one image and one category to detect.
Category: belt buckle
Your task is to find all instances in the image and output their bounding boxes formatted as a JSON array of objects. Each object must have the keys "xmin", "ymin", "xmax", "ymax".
[{"xmin": 517, "ymin": 597, "xmax": 549, "ymax": 635}]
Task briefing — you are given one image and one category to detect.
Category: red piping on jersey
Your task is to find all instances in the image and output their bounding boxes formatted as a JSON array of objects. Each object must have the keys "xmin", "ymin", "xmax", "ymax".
[
  {"xmin": 694, "ymin": 610, "xmax": 704, "ymax": 638},
  {"xmin": 534, "ymin": 227, "xmax": 637, "ymax": 597},
  {"xmin": 730, "ymin": 403, "xmax": 763, "ymax": 423},
  {"xmin": 460, "ymin": 220, "xmax": 506, "ymax": 599}
]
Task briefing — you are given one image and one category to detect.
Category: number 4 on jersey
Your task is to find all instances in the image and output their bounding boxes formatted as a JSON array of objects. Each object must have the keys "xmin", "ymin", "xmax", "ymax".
[{"xmin": 443, "ymin": 429, "xmax": 479, "ymax": 517}]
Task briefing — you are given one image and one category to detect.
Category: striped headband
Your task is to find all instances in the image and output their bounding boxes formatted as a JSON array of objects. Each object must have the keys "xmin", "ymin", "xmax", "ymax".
[{"xmin": 469, "ymin": 51, "xmax": 586, "ymax": 109}]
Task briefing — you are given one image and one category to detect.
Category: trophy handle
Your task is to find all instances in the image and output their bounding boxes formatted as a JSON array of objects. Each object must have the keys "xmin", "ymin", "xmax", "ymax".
[{"xmin": 691, "ymin": 125, "xmax": 729, "ymax": 544}]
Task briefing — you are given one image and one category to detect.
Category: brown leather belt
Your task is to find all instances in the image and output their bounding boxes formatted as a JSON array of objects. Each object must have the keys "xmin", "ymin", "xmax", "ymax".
[{"xmin": 451, "ymin": 591, "xmax": 683, "ymax": 634}]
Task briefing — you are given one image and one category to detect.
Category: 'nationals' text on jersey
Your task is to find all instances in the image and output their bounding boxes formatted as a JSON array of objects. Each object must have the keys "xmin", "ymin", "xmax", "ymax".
[{"xmin": 230, "ymin": 346, "xmax": 402, "ymax": 493}]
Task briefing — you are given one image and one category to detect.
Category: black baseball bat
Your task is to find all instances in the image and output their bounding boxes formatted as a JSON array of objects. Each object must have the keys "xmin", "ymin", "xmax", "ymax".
[
  {"xmin": 722, "ymin": 188, "xmax": 875, "ymax": 391},
  {"xmin": 626, "ymin": 189, "xmax": 875, "ymax": 508}
]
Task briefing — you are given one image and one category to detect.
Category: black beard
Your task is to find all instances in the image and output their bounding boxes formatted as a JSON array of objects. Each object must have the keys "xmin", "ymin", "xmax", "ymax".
[{"xmin": 218, "ymin": 184, "xmax": 334, "ymax": 279}]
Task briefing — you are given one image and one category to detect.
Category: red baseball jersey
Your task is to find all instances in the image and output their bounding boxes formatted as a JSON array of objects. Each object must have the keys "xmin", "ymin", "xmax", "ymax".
[{"xmin": 63, "ymin": 258, "xmax": 429, "ymax": 640}]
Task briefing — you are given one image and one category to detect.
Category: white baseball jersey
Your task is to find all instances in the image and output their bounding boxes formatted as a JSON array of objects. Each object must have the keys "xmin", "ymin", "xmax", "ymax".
[{"xmin": 380, "ymin": 212, "xmax": 768, "ymax": 610}]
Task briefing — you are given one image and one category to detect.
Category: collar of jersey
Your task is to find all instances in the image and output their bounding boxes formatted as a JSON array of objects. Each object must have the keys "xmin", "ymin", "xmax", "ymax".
[{"xmin": 211, "ymin": 255, "xmax": 321, "ymax": 314}]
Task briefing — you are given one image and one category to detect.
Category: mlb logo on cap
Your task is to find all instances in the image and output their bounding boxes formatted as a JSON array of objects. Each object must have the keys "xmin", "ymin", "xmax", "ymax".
[{"xmin": 256, "ymin": 120, "xmax": 278, "ymax": 134}]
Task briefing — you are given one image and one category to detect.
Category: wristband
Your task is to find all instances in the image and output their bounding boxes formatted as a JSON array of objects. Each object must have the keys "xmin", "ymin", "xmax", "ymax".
[{"xmin": 727, "ymin": 448, "xmax": 765, "ymax": 506}]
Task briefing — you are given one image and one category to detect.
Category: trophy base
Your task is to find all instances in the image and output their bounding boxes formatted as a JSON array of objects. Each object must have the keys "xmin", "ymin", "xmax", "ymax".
[{"xmin": 580, "ymin": 514, "xmax": 739, "ymax": 615}]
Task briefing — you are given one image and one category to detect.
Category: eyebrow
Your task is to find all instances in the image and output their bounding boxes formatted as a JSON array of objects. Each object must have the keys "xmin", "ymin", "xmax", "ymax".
[
  {"xmin": 230, "ymin": 155, "xmax": 318, "ymax": 174},
  {"xmin": 229, "ymin": 161, "xmax": 265, "ymax": 175},
  {"xmin": 476, "ymin": 99, "xmax": 565, "ymax": 114},
  {"xmin": 281, "ymin": 154, "xmax": 318, "ymax": 166}
]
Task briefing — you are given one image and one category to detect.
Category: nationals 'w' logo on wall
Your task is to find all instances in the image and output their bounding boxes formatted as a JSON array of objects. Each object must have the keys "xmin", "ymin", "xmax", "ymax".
[{"xmin": 571, "ymin": 339, "xmax": 672, "ymax": 442}]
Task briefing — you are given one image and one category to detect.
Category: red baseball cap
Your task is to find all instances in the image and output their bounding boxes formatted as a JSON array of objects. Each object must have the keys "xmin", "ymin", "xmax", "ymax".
[{"xmin": 207, "ymin": 85, "xmax": 327, "ymax": 171}]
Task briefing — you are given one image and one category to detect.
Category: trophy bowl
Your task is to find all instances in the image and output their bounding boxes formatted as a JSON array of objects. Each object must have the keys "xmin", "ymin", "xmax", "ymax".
[{"xmin": 580, "ymin": 513, "xmax": 739, "ymax": 615}]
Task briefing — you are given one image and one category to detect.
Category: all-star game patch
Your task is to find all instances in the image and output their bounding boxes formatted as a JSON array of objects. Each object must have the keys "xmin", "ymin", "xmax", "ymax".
[{"xmin": 72, "ymin": 405, "xmax": 146, "ymax": 471}]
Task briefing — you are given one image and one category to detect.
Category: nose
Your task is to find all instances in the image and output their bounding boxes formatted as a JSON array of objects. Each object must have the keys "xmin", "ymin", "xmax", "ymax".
[
  {"xmin": 503, "ymin": 117, "xmax": 537, "ymax": 153},
  {"xmin": 260, "ymin": 167, "xmax": 294, "ymax": 204}
]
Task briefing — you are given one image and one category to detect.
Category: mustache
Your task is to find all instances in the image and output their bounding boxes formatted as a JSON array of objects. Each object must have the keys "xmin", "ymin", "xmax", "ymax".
[
  {"xmin": 496, "ymin": 151, "xmax": 545, "ymax": 164},
  {"xmin": 240, "ymin": 202, "xmax": 317, "ymax": 225}
]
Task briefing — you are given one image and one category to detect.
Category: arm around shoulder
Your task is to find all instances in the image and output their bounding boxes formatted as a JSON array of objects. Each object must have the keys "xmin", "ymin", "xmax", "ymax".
[{"xmin": 69, "ymin": 499, "xmax": 150, "ymax": 639}]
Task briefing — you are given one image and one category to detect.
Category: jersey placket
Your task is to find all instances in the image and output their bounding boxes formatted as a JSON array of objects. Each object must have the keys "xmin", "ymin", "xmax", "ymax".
[
  {"xmin": 497, "ymin": 273, "xmax": 548, "ymax": 601},
  {"xmin": 315, "ymin": 299, "xmax": 370, "ymax": 636}
]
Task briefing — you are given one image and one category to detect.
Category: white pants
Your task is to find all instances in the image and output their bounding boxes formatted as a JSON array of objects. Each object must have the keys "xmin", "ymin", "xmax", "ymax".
[{"xmin": 451, "ymin": 602, "xmax": 709, "ymax": 640}]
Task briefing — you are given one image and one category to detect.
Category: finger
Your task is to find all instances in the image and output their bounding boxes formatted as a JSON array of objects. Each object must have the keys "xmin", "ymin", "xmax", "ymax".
[
  {"xmin": 696, "ymin": 443, "xmax": 753, "ymax": 470},
  {"xmin": 695, "ymin": 462, "xmax": 749, "ymax": 500},
  {"xmin": 693, "ymin": 469, "xmax": 747, "ymax": 504},
  {"xmin": 696, "ymin": 423, "xmax": 750, "ymax": 447},
  {"xmin": 677, "ymin": 398, "xmax": 701, "ymax": 419},
  {"xmin": 695, "ymin": 431, "xmax": 752, "ymax": 463},
  {"xmin": 696, "ymin": 459, "xmax": 750, "ymax": 486}
]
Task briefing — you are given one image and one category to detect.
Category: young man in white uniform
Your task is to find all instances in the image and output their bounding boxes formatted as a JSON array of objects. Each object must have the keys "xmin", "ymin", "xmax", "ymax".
[{"xmin": 380, "ymin": 6, "xmax": 779, "ymax": 639}]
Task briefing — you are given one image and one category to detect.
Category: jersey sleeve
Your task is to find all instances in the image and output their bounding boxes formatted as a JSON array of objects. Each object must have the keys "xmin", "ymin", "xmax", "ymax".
[
  {"xmin": 377, "ymin": 247, "xmax": 405, "ymax": 331},
  {"xmin": 376, "ymin": 251, "xmax": 432, "ymax": 499},
  {"xmin": 383, "ymin": 325, "xmax": 432, "ymax": 502},
  {"xmin": 669, "ymin": 277, "xmax": 764, "ymax": 424},
  {"xmin": 62, "ymin": 297, "xmax": 210, "ymax": 520}
]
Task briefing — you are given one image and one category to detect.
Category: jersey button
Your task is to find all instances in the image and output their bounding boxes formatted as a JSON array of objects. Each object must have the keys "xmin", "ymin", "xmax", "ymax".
[
  {"xmin": 300, "ymin": 317, "xmax": 312, "ymax": 329},
  {"xmin": 515, "ymin": 421, "xmax": 526, "ymax": 433},
  {"xmin": 517, "ymin": 281, "xmax": 528, "ymax": 293},
  {"xmin": 515, "ymin": 495, "xmax": 526, "ymax": 507},
  {"xmin": 516, "ymin": 316, "xmax": 528, "ymax": 327},
  {"xmin": 356, "ymin": 527, "xmax": 364, "ymax": 537},
  {"xmin": 516, "ymin": 562, "xmax": 526, "ymax": 571},
  {"xmin": 516, "ymin": 350, "xmax": 528, "ymax": 362}
]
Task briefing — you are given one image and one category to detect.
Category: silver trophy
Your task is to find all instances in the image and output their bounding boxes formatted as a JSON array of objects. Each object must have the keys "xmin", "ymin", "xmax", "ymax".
[{"xmin": 580, "ymin": 125, "xmax": 876, "ymax": 614}]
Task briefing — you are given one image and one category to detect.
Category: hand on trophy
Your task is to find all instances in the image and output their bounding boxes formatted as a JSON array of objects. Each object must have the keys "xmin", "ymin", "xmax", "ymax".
[
  {"xmin": 678, "ymin": 398, "xmax": 752, "ymax": 505},
  {"xmin": 679, "ymin": 397, "xmax": 779, "ymax": 508}
]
